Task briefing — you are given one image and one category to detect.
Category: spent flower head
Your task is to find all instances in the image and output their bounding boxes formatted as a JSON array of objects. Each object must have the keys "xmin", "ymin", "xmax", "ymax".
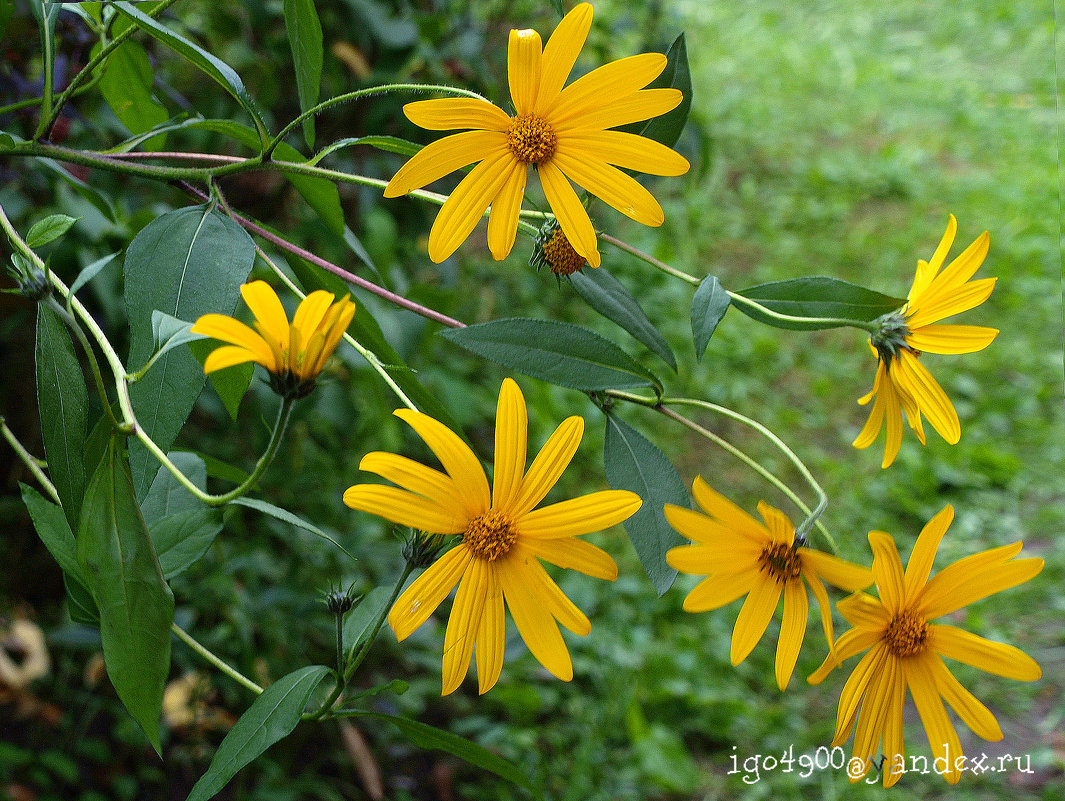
[
  {"xmin": 343, "ymin": 377, "xmax": 641, "ymax": 695},
  {"xmin": 383, "ymin": 2, "xmax": 689, "ymax": 267}
]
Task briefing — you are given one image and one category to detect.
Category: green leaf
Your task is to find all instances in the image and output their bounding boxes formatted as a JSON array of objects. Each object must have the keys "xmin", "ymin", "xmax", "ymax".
[
  {"xmin": 141, "ymin": 310, "xmax": 207, "ymax": 371},
  {"xmin": 77, "ymin": 439, "xmax": 174, "ymax": 754},
  {"xmin": 191, "ymin": 449, "xmax": 251, "ymax": 485},
  {"xmin": 342, "ymin": 585, "xmax": 394, "ymax": 661},
  {"xmin": 603, "ymin": 414, "xmax": 687, "ymax": 595},
  {"xmin": 230, "ymin": 497, "xmax": 356, "ymax": 561},
  {"xmin": 0, "ymin": 0, "xmax": 14, "ymax": 39},
  {"xmin": 352, "ymin": 712, "xmax": 543, "ymax": 799},
  {"xmin": 187, "ymin": 337, "xmax": 254, "ymax": 421},
  {"xmin": 0, "ymin": 131, "xmax": 14, "ymax": 151},
  {"xmin": 307, "ymin": 135, "xmax": 421, "ymax": 165},
  {"xmin": 20, "ymin": 482, "xmax": 98, "ymax": 622},
  {"xmin": 96, "ymin": 40, "xmax": 170, "ymax": 150},
  {"xmin": 570, "ymin": 267, "xmax": 676, "ymax": 371},
  {"xmin": 185, "ymin": 665, "xmax": 330, "ymax": 801},
  {"xmin": 26, "ymin": 213, "xmax": 78, "ymax": 248},
  {"xmin": 734, "ymin": 276, "xmax": 906, "ymax": 330},
  {"xmin": 439, "ymin": 318, "xmax": 659, "ymax": 392},
  {"xmin": 149, "ymin": 508, "xmax": 224, "ymax": 578},
  {"xmin": 36, "ymin": 304, "xmax": 88, "ymax": 531},
  {"xmin": 690, "ymin": 275, "xmax": 730, "ymax": 359},
  {"xmin": 124, "ymin": 205, "xmax": 256, "ymax": 497},
  {"xmin": 68, "ymin": 252, "xmax": 118, "ymax": 299},
  {"xmin": 548, "ymin": 0, "xmax": 565, "ymax": 17},
  {"xmin": 111, "ymin": 1, "xmax": 270, "ymax": 143},
  {"xmin": 283, "ymin": 0, "xmax": 323, "ymax": 149},
  {"xmin": 141, "ymin": 451, "xmax": 208, "ymax": 524},
  {"xmin": 620, "ymin": 33, "xmax": 691, "ymax": 150},
  {"xmin": 35, "ymin": 158, "xmax": 116, "ymax": 222}
]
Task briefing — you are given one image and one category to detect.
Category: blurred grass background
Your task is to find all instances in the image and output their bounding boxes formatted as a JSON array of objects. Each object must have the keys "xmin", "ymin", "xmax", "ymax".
[{"xmin": 1, "ymin": 0, "xmax": 1062, "ymax": 799}]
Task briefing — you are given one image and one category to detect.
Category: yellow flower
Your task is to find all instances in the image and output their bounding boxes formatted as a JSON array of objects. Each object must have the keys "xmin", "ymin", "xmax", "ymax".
[
  {"xmin": 343, "ymin": 378, "xmax": 641, "ymax": 695},
  {"xmin": 664, "ymin": 478, "xmax": 872, "ymax": 690},
  {"xmin": 191, "ymin": 281, "xmax": 355, "ymax": 398},
  {"xmin": 808, "ymin": 505, "xmax": 1042, "ymax": 786},
  {"xmin": 854, "ymin": 215, "xmax": 998, "ymax": 467},
  {"xmin": 383, "ymin": 2, "xmax": 690, "ymax": 267}
]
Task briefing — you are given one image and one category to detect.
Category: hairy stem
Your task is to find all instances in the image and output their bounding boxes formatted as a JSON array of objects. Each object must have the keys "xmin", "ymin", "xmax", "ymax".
[{"xmin": 171, "ymin": 623, "xmax": 264, "ymax": 695}]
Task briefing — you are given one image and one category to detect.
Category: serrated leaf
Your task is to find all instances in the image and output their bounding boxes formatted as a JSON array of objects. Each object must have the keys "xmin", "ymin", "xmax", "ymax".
[
  {"xmin": 283, "ymin": 0, "xmax": 323, "ymax": 149},
  {"xmin": 77, "ymin": 439, "xmax": 174, "ymax": 754},
  {"xmin": 690, "ymin": 275, "xmax": 730, "ymax": 359},
  {"xmin": 343, "ymin": 585, "xmax": 396, "ymax": 661},
  {"xmin": 185, "ymin": 665, "xmax": 330, "ymax": 801},
  {"xmin": 149, "ymin": 508, "xmax": 224, "ymax": 578},
  {"xmin": 230, "ymin": 497, "xmax": 356, "ymax": 561},
  {"xmin": 570, "ymin": 267, "xmax": 676, "ymax": 371},
  {"xmin": 352, "ymin": 712, "xmax": 543, "ymax": 799},
  {"xmin": 603, "ymin": 414, "xmax": 687, "ymax": 595},
  {"xmin": 734, "ymin": 276, "xmax": 906, "ymax": 330},
  {"xmin": 96, "ymin": 39, "xmax": 169, "ymax": 149},
  {"xmin": 36, "ymin": 304, "xmax": 88, "ymax": 531},
  {"xmin": 620, "ymin": 33, "xmax": 691, "ymax": 150},
  {"xmin": 26, "ymin": 213, "xmax": 78, "ymax": 248},
  {"xmin": 68, "ymin": 252, "xmax": 118, "ymax": 299},
  {"xmin": 124, "ymin": 205, "xmax": 256, "ymax": 497},
  {"xmin": 440, "ymin": 318, "xmax": 659, "ymax": 392},
  {"xmin": 112, "ymin": 1, "xmax": 270, "ymax": 143}
]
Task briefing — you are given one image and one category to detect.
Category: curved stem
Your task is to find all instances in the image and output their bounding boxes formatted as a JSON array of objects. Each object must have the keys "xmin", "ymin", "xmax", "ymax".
[
  {"xmin": 599, "ymin": 232, "xmax": 700, "ymax": 285},
  {"xmin": 264, "ymin": 83, "xmax": 490, "ymax": 159},
  {"xmin": 1, "ymin": 418, "xmax": 60, "ymax": 504},
  {"xmin": 171, "ymin": 623, "xmax": 264, "ymax": 695}
]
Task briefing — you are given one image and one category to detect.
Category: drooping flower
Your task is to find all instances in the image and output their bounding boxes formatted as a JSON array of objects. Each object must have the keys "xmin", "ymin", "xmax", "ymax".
[
  {"xmin": 383, "ymin": 2, "xmax": 690, "ymax": 267},
  {"xmin": 808, "ymin": 505, "xmax": 1042, "ymax": 786},
  {"xmin": 530, "ymin": 218, "xmax": 587, "ymax": 276},
  {"xmin": 664, "ymin": 478, "xmax": 872, "ymax": 690},
  {"xmin": 191, "ymin": 281, "xmax": 355, "ymax": 399},
  {"xmin": 854, "ymin": 215, "xmax": 998, "ymax": 467},
  {"xmin": 343, "ymin": 378, "xmax": 641, "ymax": 695}
]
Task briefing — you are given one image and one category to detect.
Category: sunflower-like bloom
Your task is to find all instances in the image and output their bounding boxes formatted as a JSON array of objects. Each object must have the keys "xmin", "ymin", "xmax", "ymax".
[
  {"xmin": 191, "ymin": 281, "xmax": 355, "ymax": 399},
  {"xmin": 808, "ymin": 505, "xmax": 1042, "ymax": 786},
  {"xmin": 343, "ymin": 378, "xmax": 641, "ymax": 695},
  {"xmin": 383, "ymin": 2, "xmax": 690, "ymax": 267},
  {"xmin": 664, "ymin": 478, "xmax": 872, "ymax": 690},
  {"xmin": 854, "ymin": 215, "xmax": 998, "ymax": 467}
]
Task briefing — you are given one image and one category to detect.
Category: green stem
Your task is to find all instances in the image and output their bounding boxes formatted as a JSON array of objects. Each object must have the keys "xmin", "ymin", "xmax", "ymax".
[
  {"xmin": 0, "ymin": 97, "xmax": 46, "ymax": 116},
  {"xmin": 171, "ymin": 623, "xmax": 264, "ymax": 695},
  {"xmin": 1, "ymin": 418, "xmax": 60, "ymax": 504},
  {"xmin": 264, "ymin": 83, "xmax": 489, "ymax": 159},
  {"xmin": 599, "ymin": 232, "xmax": 701, "ymax": 286}
]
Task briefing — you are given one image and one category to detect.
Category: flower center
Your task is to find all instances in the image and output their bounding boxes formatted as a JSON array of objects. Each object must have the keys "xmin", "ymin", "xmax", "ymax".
[
  {"xmin": 884, "ymin": 610, "xmax": 930, "ymax": 657},
  {"xmin": 506, "ymin": 114, "xmax": 557, "ymax": 164},
  {"xmin": 542, "ymin": 227, "xmax": 587, "ymax": 275},
  {"xmin": 463, "ymin": 510, "xmax": 517, "ymax": 561},
  {"xmin": 758, "ymin": 542, "xmax": 802, "ymax": 584}
]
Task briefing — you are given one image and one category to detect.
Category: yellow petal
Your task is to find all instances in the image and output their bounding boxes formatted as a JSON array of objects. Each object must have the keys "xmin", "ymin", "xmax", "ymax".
[
  {"xmin": 903, "ymin": 505, "xmax": 953, "ymax": 601},
  {"xmin": 492, "ymin": 377, "xmax": 528, "ymax": 511},
  {"xmin": 830, "ymin": 642, "xmax": 887, "ymax": 745},
  {"xmin": 394, "ymin": 408, "xmax": 491, "ymax": 518},
  {"xmin": 868, "ymin": 531, "xmax": 905, "ymax": 616},
  {"xmin": 756, "ymin": 501, "xmax": 795, "ymax": 546},
  {"xmin": 486, "ymin": 159, "xmax": 528, "ymax": 260},
  {"xmin": 427, "ymin": 148, "xmax": 517, "ymax": 263},
  {"xmin": 893, "ymin": 349, "xmax": 960, "ymax": 444},
  {"xmin": 383, "ymin": 130, "xmax": 507, "ymax": 198},
  {"xmin": 552, "ymin": 150, "xmax": 664, "ymax": 226},
  {"xmin": 512, "ymin": 415, "xmax": 583, "ymax": 516},
  {"xmin": 880, "ymin": 366, "xmax": 905, "ymax": 468},
  {"xmin": 241, "ymin": 281, "xmax": 290, "ymax": 351},
  {"xmin": 666, "ymin": 542, "xmax": 758, "ymax": 576},
  {"xmin": 498, "ymin": 556, "xmax": 572, "ymax": 680},
  {"xmin": 403, "ymin": 98, "xmax": 511, "ymax": 131},
  {"xmin": 475, "ymin": 564, "xmax": 506, "ymax": 695},
  {"xmin": 800, "ymin": 549, "xmax": 873, "ymax": 592},
  {"xmin": 908, "ymin": 653, "xmax": 964, "ymax": 784},
  {"xmin": 202, "ymin": 345, "xmax": 261, "ymax": 374},
  {"xmin": 905, "ymin": 277, "xmax": 996, "ymax": 329},
  {"xmin": 537, "ymin": 160, "xmax": 600, "ymax": 267},
  {"xmin": 880, "ymin": 658, "xmax": 908, "ymax": 788},
  {"xmin": 851, "ymin": 653, "xmax": 898, "ymax": 777},
  {"xmin": 342, "ymin": 484, "xmax": 467, "ymax": 534},
  {"xmin": 922, "ymin": 557, "xmax": 1043, "ymax": 619},
  {"xmin": 442, "ymin": 557, "xmax": 488, "ymax": 695},
  {"xmin": 534, "ymin": 2, "xmax": 593, "ymax": 112},
  {"xmin": 517, "ymin": 490, "xmax": 641, "ymax": 539},
  {"xmin": 927, "ymin": 214, "xmax": 958, "ymax": 274},
  {"xmin": 291, "ymin": 290, "xmax": 335, "ymax": 339},
  {"xmin": 523, "ymin": 536, "xmax": 618, "ymax": 580},
  {"xmin": 916, "ymin": 541, "xmax": 1024, "ymax": 617},
  {"xmin": 514, "ymin": 547, "xmax": 591, "ymax": 635},
  {"xmin": 508, "ymin": 28, "xmax": 543, "ymax": 116},
  {"xmin": 808, "ymin": 627, "xmax": 883, "ymax": 685},
  {"xmin": 775, "ymin": 579, "xmax": 808, "ymax": 690},
  {"xmin": 904, "ymin": 324, "xmax": 998, "ymax": 355},
  {"xmin": 836, "ymin": 591, "xmax": 889, "ymax": 630},
  {"xmin": 907, "ymin": 257, "xmax": 937, "ymax": 306},
  {"xmin": 550, "ymin": 53, "xmax": 668, "ymax": 125},
  {"xmin": 924, "ymin": 230, "xmax": 990, "ymax": 300},
  {"xmin": 803, "ymin": 570, "xmax": 836, "ymax": 648},
  {"xmin": 558, "ymin": 130, "xmax": 690, "ymax": 176},
  {"xmin": 307, "ymin": 296, "xmax": 355, "ymax": 376},
  {"xmin": 689, "ymin": 476, "xmax": 768, "ymax": 543},
  {"xmin": 358, "ymin": 451, "xmax": 459, "ymax": 510},
  {"xmin": 192, "ymin": 314, "xmax": 276, "ymax": 369},
  {"xmin": 730, "ymin": 574, "xmax": 782, "ymax": 665},
  {"xmin": 931, "ymin": 624, "xmax": 1041, "ymax": 680},
  {"xmin": 554, "ymin": 88, "xmax": 682, "ymax": 134},
  {"xmin": 927, "ymin": 652, "xmax": 1002, "ymax": 741},
  {"xmin": 388, "ymin": 545, "xmax": 472, "ymax": 640},
  {"xmin": 663, "ymin": 504, "xmax": 765, "ymax": 552},
  {"xmin": 680, "ymin": 568, "xmax": 757, "ymax": 612}
]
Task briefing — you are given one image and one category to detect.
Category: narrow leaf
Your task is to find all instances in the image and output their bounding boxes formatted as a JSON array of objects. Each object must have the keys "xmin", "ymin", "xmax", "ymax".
[
  {"xmin": 35, "ymin": 158, "xmax": 116, "ymax": 221},
  {"xmin": 36, "ymin": 304, "xmax": 88, "ymax": 531},
  {"xmin": 68, "ymin": 252, "xmax": 118, "ymax": 298},
  {"xmin": 735, "ymin": 276, "xmax": 906, "ymax": 330},
  {"xmin": 77, "ymin": 439, "xmax": 174, "ymax": 754},
  {"xmin": 185, "ymin": 665, "xmax": 330, "ymax": 801},
  {"xmin": 690, "ymin": 275, "xmax": 730, "ymax": 359},
  {"xmin": 124, "ymin": 205, "xmax": 256, "ymax": 497},
  {"xmin": 620, "ymin": 33, "xmax": 691, "ymax": 150},
  {"xmin": 143, "ymin": 310, "xmax": 206, "ymax": 369},
  {"xmin": 439, "ymin": 318, "xmax": 659, "ymax": 391},
  {"xmin": 570, "ymin": 267, "xmax": 676, "ymax": 370},
  {"xmin": 343, "ymin": 585, "xmax": 395, "ymax": 660},
  {"xmin": 353, "ymin": 712, "xmax": 543, "ymax": 799},
  {"xmin": 230, "ymin": 497, "xmax": 356, "ymax": 561},
  {"xmin": 26, "ymin": 213, "xmax": 78, "ymax": 248},
  {"xmin": 0, "ymin": 0, "xmax": 14, "ymax": 39},
  {"xmin": 307, "ymin": 135, "xmax": 421, "ymax": 165},
  {"xmin": 603, "ymin": 414, "xmax": 687, "ymax": 595},
  {"xmin": 283, "ymin": 0, "xmax": 323, "ymax": 149}
]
